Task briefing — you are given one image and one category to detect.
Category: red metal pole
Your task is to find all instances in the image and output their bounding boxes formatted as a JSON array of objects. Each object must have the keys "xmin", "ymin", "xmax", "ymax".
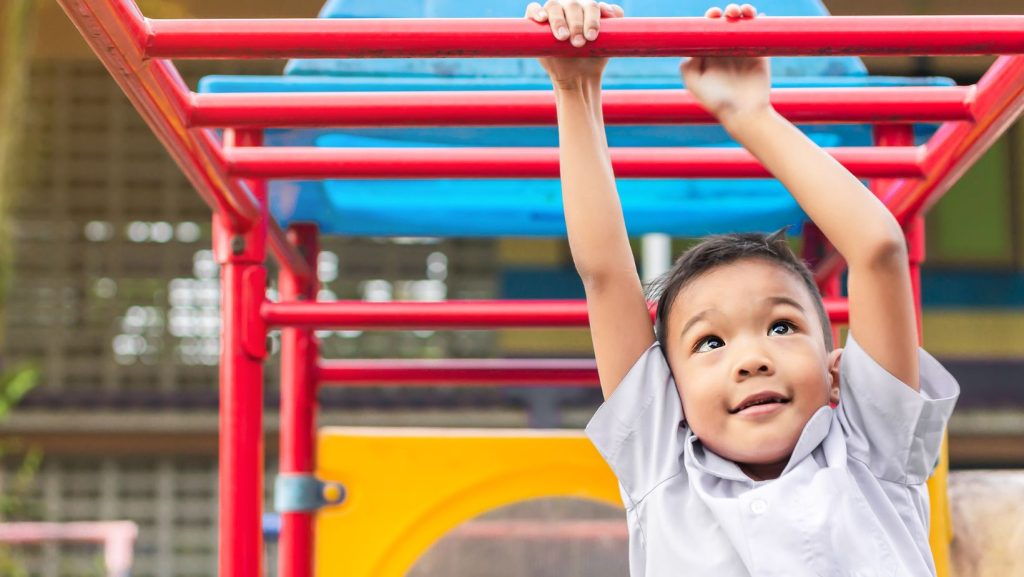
[
  {"xmin": 873, "ymin": 124, "xmax": 920, "ymax": 332},
  {"xmin": 224, "ymin": 146, "xmax": 924, "ymax": 180},
  {"xmin": 189, "ymin": 86, "xmax": 976, "ymax": 128},
  {"xmin": 907, "ymin": 216, "xmax": 926, "ymax": 341},
  {"xmin": 215, "ymin": 129, "xmax": 267, "ymax": 577},
  {"xmin": 263, "ymin": 298, "xmax": 850, "ymax": 329},
  {"xmin": 318, "ymin": 358, "xmax": 600, "ymax": 387},
  {"xmin": 278, "ymin": 224, "xmax": 319, "ymax": 577},
  {"xmin": 144, "ymin": 15, "xmax": 1024, "ymax": 60}
]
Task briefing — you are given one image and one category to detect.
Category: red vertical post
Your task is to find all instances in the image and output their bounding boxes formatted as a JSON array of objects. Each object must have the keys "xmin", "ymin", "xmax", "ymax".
[
  {"xmin": 906, "ymin": 215, "xmax": 926, "ymax": 341},
  {"xmin": 872, "ymin": 124, "xmax": 920, "ymax": 336},
  {"xmin": 215, "ymin": 129, "xmax": 268, "ymax": 577},
  {"xmin": 278, "ymin": 224, "xmax": 320, "ymax": 577}
]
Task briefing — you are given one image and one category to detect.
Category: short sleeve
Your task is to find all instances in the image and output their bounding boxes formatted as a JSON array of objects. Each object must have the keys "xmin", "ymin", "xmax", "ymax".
[
  {"xmin": 836, "ymin": 333, "xmax": 959, "ymax": 484},
  {"xmin": 585, "ymin": 343, "xmax": 686, "ymax": 507}
]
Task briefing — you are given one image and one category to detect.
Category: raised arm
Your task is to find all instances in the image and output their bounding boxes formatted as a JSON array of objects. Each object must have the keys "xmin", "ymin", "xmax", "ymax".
[
  {"xmin": 681, "ymin": 4, "xmax": 920, "ymax": 390},
  {"xmin": 528, "ymin": 1, "xmax": 655, "ymax": 400}
]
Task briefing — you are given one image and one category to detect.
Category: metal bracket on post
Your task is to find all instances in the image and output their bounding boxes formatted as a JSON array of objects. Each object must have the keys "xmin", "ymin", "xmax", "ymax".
[{"xmin": 275, "ymin": 474, "xmax": 346, "ymax": 513}]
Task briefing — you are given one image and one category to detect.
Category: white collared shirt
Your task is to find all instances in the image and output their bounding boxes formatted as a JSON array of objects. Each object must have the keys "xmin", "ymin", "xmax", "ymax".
[{"xmin": 585, "ymin": 334, "xmax": 959, "ymax": 577}]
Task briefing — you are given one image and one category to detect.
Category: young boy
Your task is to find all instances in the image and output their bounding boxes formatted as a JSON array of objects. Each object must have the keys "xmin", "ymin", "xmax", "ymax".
[{"xmin": 526, "ymin": 2, "xmax": 960, "ymax": 575}]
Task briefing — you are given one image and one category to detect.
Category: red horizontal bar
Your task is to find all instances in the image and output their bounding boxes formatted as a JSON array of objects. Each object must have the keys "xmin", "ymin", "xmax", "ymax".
[
  {"xmin": 189, "ymin": 87, "xmax": 976, "ymax": 128},
  {"xmin": 264, "ymin": 298, "xmax": 849, "ymax": 329},
  {"xmin": 225, "ymin": 146, "xmax": 925, "ymax": 180},
  {"xmin": 265, "ymin": 300, "xmax": 590, "ymax": 329},
  {"xmin": 318, "ymin": 358, "xmax": 599, "ymax": 387},
  {"xmin": 145, "ymin": 16, "xmax": 1024, "ymax": 60}
]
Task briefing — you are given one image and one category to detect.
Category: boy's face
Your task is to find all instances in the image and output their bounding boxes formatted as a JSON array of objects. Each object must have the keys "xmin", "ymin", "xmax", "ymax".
[{"xmin": 663, "ymin": 258, "xmax": 842, "ymax": 480}]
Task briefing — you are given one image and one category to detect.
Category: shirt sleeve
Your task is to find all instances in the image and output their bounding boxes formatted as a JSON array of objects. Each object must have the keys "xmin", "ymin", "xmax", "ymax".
[
  {"xmin": 836, "ymin": 333, "xmax": 960, "ymax": 484},
  {"xmin": 584, "ymin": 343, "xmax": 686, "ymax": 508}
]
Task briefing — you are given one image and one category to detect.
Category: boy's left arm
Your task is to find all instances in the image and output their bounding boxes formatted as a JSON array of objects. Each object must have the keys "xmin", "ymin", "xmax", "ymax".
[{"xmin": 684, "ymin": 5, "xmax": 919, "ymax": 390}]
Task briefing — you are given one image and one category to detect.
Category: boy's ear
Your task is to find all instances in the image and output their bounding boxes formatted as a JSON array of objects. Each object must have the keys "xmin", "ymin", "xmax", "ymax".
[{"xmin": 827, "ymin": 348, "xmax": 843, "ymax": 405}]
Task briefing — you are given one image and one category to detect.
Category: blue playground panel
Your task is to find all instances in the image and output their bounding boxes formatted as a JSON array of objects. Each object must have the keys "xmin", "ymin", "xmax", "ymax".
[{"xmin": 199, "ymin": 0, "xmax": 953, "ymax": 238}]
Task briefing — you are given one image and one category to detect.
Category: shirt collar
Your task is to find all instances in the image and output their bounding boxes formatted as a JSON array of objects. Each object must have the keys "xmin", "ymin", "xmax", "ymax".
[
  {"xmin": 684, "ymin": 405, "xmax": 834, "ymax": 482},
  {"xmin": 685, "ymin": 432, "xmax": 750, "ymax": 483},
  {"xmin": 781, "ymin": 405, "xmax": 833, "ymax": 475}
]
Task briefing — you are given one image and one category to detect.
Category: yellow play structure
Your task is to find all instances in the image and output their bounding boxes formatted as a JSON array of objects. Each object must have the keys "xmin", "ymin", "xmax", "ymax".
[{"xmin": 316, "ymin": 428, "xmax": 621, "ymax": 577}]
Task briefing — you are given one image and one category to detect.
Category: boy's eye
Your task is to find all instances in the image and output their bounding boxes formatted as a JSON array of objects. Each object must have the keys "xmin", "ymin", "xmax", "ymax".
[
  {"xmin": 694, "ymin": 336, "xmax": 724, "ymax": 353},
  {"xmin": 769, "ymin": 321, "xmax": 795, "ymax": 336}
]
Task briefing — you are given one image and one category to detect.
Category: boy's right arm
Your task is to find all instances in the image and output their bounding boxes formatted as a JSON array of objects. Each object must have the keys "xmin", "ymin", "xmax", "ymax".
[{"xmin": 529, "ymin": 1, "xmax": 655, "ymax": 400}]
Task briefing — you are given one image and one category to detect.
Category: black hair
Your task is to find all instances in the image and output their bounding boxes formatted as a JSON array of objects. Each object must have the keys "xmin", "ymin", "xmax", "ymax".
[{"xmin": 646, "ymin": 229, "xmax": 834, "ymax": 352}]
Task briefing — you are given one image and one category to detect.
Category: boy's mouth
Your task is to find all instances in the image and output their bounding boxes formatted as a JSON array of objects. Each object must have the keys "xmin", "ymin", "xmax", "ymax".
[{"xmin": 730, "ymin": 391, "xmax": 791, "ymax": 414}]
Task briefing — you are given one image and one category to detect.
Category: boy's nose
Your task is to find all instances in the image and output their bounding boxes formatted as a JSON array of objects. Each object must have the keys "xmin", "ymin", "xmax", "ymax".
[{"xmin": 734, "ymin": 355, "xmax": 774, "ymax": 379}]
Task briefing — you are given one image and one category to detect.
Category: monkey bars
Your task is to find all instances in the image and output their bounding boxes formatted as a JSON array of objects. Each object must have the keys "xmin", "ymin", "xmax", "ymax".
[
  {"xmin": 189, "ymin": 87, "xmax": 977, "ymax": 128},
  {"xmin": 54, "ymin": 1, "xmax": 1024, "ymax": 577},
  {"xmin": 146, "ymin": 16, "xmax": 1024, "ymax": 59},
  {"xmin": 262, "ymin": 298, "xmax": 851, "ymax": 329},
  {"xmin": 224, "ymin": 146, "xmax": 926, "ymax": 179}
]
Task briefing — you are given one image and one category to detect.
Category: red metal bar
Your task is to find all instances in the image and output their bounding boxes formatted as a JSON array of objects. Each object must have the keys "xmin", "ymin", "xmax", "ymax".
[
  {"xmin": 215, "ymin": 129, "xmax": 267, "ymax": 577},
  {"xmin": 144, "ymin": 16, "xmax": 1024, "ymax": 60},
  {"xmin": 318, "ymin": 358, "xmax": 599, "ymax": 387},
  {"xmin": 189, "ymin": 87, "xmax": 976, "ymax": 128},
  {"xmin": 277, "ymin": 224, "xmax": 319, "ymax": 577},
  {"xmin": 264, "ymin": 298, "xmax": 850, "ymax": 329},
  {"xmin": 225, "ymin": 146, "xmax": 924, "ymax": 180},
  {"xmin": 885, "ymin": 56, "xmax": 1024, "ymax": 223},
  {"xmin": 907, "ymin": 215, "xmax": 926, "ymax": 342},
  {"xmin": 265, "ymin": 300, "xmax": 592, "ymax": 329}
]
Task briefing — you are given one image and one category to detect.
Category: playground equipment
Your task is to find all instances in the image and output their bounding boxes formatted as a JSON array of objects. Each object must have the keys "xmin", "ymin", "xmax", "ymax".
[
  {"xmin": 0, "ymin": 521, "xmax": 138, "ymax": 577},
  {"xmin": 55, "ymin": 0, "xmax": 1024, "ymax": 576}
]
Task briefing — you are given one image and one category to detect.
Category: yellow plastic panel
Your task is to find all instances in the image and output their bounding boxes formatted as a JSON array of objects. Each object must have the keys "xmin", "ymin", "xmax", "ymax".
[
  {"xmin": 928, "ymin": 436, "xmax": 952, "ymax": 577},
  {"xmin": 315, "ymin": 428, "xmax": 621, "ymax": 577}
]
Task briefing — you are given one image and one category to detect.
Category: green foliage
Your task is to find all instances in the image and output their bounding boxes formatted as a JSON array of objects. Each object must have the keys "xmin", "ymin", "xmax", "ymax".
[
  {"xmin": 0, "ymin": 367, "xmax": 42, "ymax": 575},
  {"xmin": 0, "ymin": 547, "xmax": 29, "ymax": 577},
  {"xmin": 0, "ymin": 365, "xmax": 42, "ymax": 521},
  {"xmin": 0, "ymin": 366, "xmax": 38, "ymax": 421}
]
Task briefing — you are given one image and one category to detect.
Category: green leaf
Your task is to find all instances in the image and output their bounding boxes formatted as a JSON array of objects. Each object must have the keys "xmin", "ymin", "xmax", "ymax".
[{"xmin": 0, "ymin": 367, "xmax": 39, "ymax": 420}]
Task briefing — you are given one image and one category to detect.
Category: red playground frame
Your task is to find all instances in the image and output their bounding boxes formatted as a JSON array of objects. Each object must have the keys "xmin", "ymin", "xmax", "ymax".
[{"xmin": 56, "ymin": 2, "xmax": 1024, "ymax": 577}]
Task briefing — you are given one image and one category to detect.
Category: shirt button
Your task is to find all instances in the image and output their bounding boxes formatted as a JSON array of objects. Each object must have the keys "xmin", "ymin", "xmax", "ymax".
[{"xmin": 749, "ymin": 499, "xmax": 767, "ymax": 515}]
